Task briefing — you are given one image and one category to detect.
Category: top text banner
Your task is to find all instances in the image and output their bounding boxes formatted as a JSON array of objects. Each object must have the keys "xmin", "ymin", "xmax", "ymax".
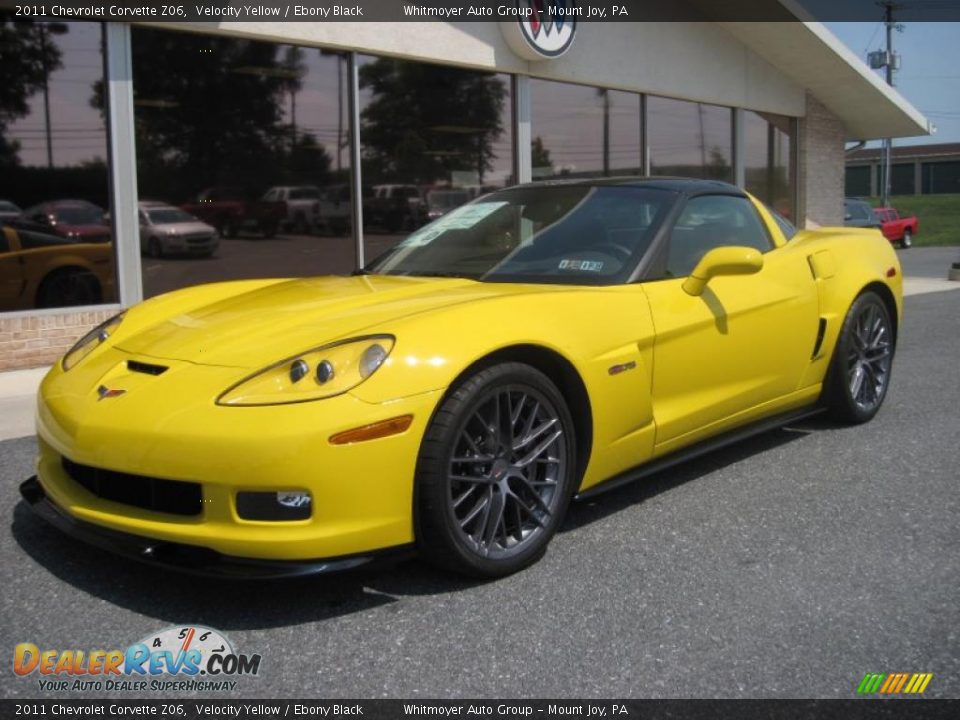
[{"xmin": 2, "ymin": 0, "xmax": 958, "ymax": 22}]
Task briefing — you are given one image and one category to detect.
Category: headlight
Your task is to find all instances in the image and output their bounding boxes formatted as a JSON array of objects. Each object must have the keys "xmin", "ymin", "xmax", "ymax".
[
  {"xmin": 217, "ymin": 335, "xmax": 395, "ymax": 406},
  {"xmin": 62, "ymin": 313, "xmax": 125, "ymax": 371}
]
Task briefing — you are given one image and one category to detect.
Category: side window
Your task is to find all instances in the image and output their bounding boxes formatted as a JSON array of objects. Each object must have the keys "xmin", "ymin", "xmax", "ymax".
[
  {"xmin": 771, "ymin": 211, "xmax": 797, "ymax": 241},
  {"xmin": 666, "ymin": 195, "xmax": 772, "ymax": 278}
]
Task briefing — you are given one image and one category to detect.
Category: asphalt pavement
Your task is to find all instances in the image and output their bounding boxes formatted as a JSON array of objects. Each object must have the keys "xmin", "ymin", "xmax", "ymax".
[{"xmin": 1, "ymin": 290, "xmax": 958, "ymax": 700}]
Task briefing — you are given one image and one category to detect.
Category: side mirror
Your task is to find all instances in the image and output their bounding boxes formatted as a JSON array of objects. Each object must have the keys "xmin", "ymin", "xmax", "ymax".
[
  {"xmin": 844, "ymin": 213, "xmax": 853, "ymax": 221},
  {"xmin": 682, "ymin": 246, "xmax": 763, "ymax": 296}
]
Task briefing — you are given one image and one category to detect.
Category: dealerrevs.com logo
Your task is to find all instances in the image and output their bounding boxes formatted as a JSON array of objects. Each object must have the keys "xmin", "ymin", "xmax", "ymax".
[{"xmin": 13, "ymin": 625, "xmax": 261, "ymax": 693}]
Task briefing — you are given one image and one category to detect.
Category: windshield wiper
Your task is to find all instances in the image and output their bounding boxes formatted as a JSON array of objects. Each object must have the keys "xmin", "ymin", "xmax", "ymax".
[{"xmin": 351, "ymin": 268, "xmax": 375, "ymax": 276}]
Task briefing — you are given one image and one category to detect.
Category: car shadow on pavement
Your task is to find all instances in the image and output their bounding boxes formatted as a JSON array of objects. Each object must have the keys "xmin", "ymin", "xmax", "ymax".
[
  {"xmin": 563, "ymin": 424, "xmax": 814, "ymax": 532},
  {"xmin": 10, "ymin": 501, "xmax": 483, "ymax": 630},
  {"xmin": 9, "ymin": 422, "xmax": 822, "ymax": 629}
]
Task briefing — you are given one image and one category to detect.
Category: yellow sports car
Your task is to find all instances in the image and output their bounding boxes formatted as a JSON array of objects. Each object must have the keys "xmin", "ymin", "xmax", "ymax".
[{"xmin": 21, "ymin": 179, "xmax": 902, "ymax": 578}]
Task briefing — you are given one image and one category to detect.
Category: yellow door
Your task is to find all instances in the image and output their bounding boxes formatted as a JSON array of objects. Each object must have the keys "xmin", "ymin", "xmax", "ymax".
[
  {"xmin": 643, "ymin": 194, "xmax": 819, "ymax": 454},
  {"xmin": 0, "ymin": 227, "xmax": 26, "ymax": 311}
]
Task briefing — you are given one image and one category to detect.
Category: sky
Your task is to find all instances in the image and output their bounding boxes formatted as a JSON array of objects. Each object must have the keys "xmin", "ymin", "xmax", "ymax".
[{"xmin": 825, "ymin": 21, "xmax": 960, "ymax": 147}]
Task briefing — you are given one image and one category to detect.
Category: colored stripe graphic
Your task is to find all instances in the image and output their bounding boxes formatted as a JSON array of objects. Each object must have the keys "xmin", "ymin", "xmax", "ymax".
[
  {"xmin": 857, "ymin": 672, "xmax": 932, "ymax": 694},
  {"xmin": 857, "ymin": 673, "xmax": 885, "ymax": 694}
]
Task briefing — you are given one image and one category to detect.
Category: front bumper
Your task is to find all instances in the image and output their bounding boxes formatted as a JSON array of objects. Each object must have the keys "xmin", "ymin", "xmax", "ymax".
[
  {"xmin": 34, "ymin": 349, "xmax": 442, "ymax": 566},
  {"xmin": 20, "ymin": 476, "xmax": 413, "ymax": 578}
]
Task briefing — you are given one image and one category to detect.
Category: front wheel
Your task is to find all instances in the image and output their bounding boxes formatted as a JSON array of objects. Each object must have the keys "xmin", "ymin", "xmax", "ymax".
[
  {"xmin": 822, "ymin": 291, "xmax": 895, "ymax": 424},
  {"xmin": 900, "ymin": 230, "xmax": 913, "ymax": 249},
  {"xmin": 147, "ymin": 237, "xmax": 163, "ymax": 259},
  {"xmin": 416, "ymin": 363, "xmax": 577, "ymax": 578}
]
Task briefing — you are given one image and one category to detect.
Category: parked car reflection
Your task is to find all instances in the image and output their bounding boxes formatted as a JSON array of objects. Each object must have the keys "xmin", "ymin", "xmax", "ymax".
[
  {"xmin": 0, "ymin": 225, "xmax": 116, "ymax": 311},
  {"xmin": 0, "ymin": 200, "xmax": 22, "ymax": 223},
  {"xmin": 10, "ymin": 200, "xmax": 111, "ymax": 243},
  {"xmin": 181, "ymin": 187, "xmax": 284, "ymax": 239},
  {"xmin": 138, "ymin": 203, "xmax": 218, "ymax": 258}
]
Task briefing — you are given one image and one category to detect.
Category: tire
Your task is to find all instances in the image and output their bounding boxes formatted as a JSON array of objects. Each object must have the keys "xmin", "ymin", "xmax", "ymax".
[
  {"xmin": 261, "ymin": 221, "xmax": 277, "ymax": 239},
  {"xmin": 822, "ymin": 291, "xmax": 895, "ymax": 424},
  {"xmin": 36, "ymin": 269, "xmax": 101, "ymax": 309},
  {"xmin": 220, "ymin": 218, "xmax": 237, "ymax": 239},
  {"xmin": 147, "ymin": 237, "xmax": 163, "ymax": 259},
  {"xmin": 293, "ymin": 213, "xmax": 309, "ymax": 235},
  {"xmin": 900, "ymin": 230, "xmax": 912, "ymax": 249},
  {"xmin": 416, "ymin": 362, "xmax": 577, "ymax": 578}
]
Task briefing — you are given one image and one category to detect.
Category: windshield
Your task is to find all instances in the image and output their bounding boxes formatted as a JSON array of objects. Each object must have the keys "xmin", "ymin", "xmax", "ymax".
[
  {"xmin": 148, "ymin": 208, "xmax": 196, "ymax": 224},
  {"xmin": 54, "ymin": 205, "xmax": 104, "ymax": 225},
  {"xmin": 366, "ymin": 185, "xmax": 675, "ymax": 284}
]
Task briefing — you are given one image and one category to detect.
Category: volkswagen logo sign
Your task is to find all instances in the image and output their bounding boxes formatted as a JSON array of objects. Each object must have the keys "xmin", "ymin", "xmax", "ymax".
[{"xmin": 501, "ymin": 0, "xmax": 578, "ymax": 61}]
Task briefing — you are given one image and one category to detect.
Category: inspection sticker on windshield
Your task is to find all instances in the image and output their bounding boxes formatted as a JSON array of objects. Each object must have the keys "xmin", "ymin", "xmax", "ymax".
[
  {"xmin": 402, "ymin": 201, "xmax": 508, "ymax": 246},
  {"xmin": 559, "ymin": 259, "xmax": 604, "ymax": 272}
]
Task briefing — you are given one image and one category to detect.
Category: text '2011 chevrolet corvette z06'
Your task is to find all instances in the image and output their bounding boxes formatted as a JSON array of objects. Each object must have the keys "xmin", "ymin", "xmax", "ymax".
[{"xmin": 21, "ymin": 178, "xmax": 902, "ymax": 579}]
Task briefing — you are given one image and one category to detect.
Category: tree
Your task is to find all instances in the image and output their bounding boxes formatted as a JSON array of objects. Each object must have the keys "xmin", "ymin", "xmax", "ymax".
[
  {"xmin": 531, "ymin": 136, "xmax": 553, "ymax": 175},
  {"xmin": 359, "ymin": 59, "xmax": 506, "ymax": 185},
  {"xmin": 0, "ymin": 16, "xmax": 65, "ymax": 167},
  {"xmin": 105, "ymin": 30, "xmax": 331, "ymax": 201},
  {"xmin": 706, "ymin": 146, "xmax": 731, "ymax": 181}
]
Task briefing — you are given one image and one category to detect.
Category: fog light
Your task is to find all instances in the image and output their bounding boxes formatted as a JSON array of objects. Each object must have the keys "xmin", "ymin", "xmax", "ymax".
[{"xmin": 236, "ymin": 490, "xmax": 312, "ymax": 521}]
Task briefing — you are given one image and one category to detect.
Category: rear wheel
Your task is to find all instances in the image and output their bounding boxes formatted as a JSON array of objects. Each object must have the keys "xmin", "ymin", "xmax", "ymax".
[
  {"xmin": 416, "ymin": 363, "xmax": 576, "ymax": 578},
  {"xmin": 823, "ymin": 291, "xmax": 895, "ymax": 424},
  {"xmin": 36, "ymin": 269, "xmax": 100, "ymax": 309}
]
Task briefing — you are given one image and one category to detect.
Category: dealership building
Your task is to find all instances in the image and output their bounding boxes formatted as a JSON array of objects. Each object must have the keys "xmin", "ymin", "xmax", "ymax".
[{"xmin": 0, "ymin": 3, "xmax": 930, "ymax": 370}]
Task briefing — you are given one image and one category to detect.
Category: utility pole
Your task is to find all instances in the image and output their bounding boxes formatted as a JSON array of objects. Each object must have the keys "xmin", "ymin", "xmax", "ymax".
[
  {"xmin": 870, "ymin": 2, "xmax": 902, "ymax": 207},
  {"xmin": 882, "ymin": 2, "xmax": 895, "ymax": 207}
]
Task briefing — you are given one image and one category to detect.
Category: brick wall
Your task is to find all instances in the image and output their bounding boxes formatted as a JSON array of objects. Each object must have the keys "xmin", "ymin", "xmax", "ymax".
[
  {"xmin": 798, "ymin": 92, "xmax": 847, "ymax": 228},
  {"xmin": 0, "ymin": 310, "xmax": 114, "ymax": 372}
]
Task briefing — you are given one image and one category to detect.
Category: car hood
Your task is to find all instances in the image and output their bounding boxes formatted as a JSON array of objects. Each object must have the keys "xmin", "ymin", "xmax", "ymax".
[{"xmin": 116, "ymin": 275, "xmax": 558, "ymax": 369}]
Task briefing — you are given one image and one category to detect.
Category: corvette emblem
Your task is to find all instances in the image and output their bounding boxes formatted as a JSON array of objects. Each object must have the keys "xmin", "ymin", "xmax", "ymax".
[{"xmin": 97, "ymin": 385, "xmax": 126, "ymax": 401}]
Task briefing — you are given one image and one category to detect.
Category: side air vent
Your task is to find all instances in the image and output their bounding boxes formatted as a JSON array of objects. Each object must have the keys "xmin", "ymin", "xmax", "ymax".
[
  {"xmin": 812, "ymin": 318, "xmax": 827, "ymax": 359},
  {"xmin": 127, "ymin": 360, "xmax": 168, "ymax": 376}
]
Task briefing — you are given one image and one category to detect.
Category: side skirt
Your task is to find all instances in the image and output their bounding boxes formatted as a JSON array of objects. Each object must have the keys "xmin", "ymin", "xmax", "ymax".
[{"xmin": 575, "ymin": 406, "xmax": 825, "ymax": 501}]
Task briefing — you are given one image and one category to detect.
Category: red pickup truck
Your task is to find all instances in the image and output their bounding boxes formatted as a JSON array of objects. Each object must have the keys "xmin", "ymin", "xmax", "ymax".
[
  {"xmin": 873, "ymin": 207, "xmax": 918, "ymax": 249},
  {"xmin": 181, "ymin": 187, "xmax": 284, "ymax": 239}
]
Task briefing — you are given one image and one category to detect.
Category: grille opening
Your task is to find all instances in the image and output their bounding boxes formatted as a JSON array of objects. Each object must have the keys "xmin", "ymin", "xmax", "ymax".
[
  {"xmin": 62, "ymin": 457, "xmax": 202, "ymax": 516},
  {"xmin": 127, "ymin": 360, "xmax": 168, "ymax": 376}
]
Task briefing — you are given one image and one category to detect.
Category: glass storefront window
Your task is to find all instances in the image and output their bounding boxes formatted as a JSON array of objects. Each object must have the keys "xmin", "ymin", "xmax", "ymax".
[
  {"xmin": 743, "ymin": 110, "xmax": 795, "ymax": 220},
  {"xmin": 530, "ymin": 79, "xmax": 641, "ymax": 181},
  {"xmin": 648, "ymin": 96, "xmax": 733, "ymax": 183},
  {"xmin": 0, "ymin": 17, "xmax": 117, "ymax": 312},
  {"xmin": 357, "ymin": 56, "xmax": 512, "ymax": 264},
  {"xmin": 131, "ymin": 27, "xmax": 351, "ymax": 298}
]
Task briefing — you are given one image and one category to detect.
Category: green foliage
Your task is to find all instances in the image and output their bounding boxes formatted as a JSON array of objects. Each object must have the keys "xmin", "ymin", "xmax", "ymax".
[
  {"xmin": 359, "ymin": 59, "xmax": 506, "ymax": 185},
  {"xmin": 0, "ymin": 16, "xmax": 65, "ymax": 167},
  {"xmin": 531, "ymin": 136, "xmax": 552, "ymax": 174},
  {"xmin": 127, "ymin": 31, "xmax": 333, "ymax": 201}
]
